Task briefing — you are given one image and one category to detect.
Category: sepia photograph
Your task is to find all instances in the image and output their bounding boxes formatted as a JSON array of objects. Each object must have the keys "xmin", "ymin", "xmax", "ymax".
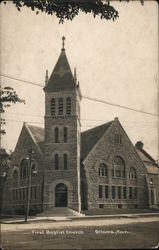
[{"xmin": 0, "ymin": 0, "xmax": 159, "ymax": 249}]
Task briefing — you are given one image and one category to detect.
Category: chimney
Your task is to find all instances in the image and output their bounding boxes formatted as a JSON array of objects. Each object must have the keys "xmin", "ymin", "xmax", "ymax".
[{"xmin": 135, "ymin": 141, "xmax": 144, "ymax": 149}]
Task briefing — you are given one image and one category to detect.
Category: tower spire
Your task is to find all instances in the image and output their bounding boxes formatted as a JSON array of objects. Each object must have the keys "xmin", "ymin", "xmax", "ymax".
[
  {"xmin": 62, "ymin": 36, "xmax": 65, "ymax": 51},
  {"xmin": 74, "ymin": 67, "xmax": 77, "ymax": 83},
  {"xmin": 45, "ymin": 69, "xmax": 48, "ymax": 85}
]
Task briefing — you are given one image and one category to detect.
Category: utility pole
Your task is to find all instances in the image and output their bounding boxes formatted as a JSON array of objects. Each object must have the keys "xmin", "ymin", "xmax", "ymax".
[{"xmin": 25, "ymin": 148, "xmax": 34, "ymax": 223}]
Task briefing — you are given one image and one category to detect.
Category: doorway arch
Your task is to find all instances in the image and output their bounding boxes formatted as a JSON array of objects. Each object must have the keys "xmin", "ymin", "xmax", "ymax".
[{"xmin": 55, "ymin": 183, "xmax": 68, "ymax": 207}]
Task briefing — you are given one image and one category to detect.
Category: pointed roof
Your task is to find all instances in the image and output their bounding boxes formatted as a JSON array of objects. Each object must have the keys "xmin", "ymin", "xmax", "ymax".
[
  {"xmin": 44, "ymin": 41, "xmax": 76, "ymax": 91},
  {"xmin": 81, "ymin": 121, "xmax": 113, "ymax": 161},
  {"xmin": 135, "ymin": 143, "xmax": 159, "ymax": 174},
  {"xmin": 135, "ymin": 148, "xmax": 155, "ymax": 164},
  {"xmin": 28, "ymin": 125, "xmax": 44, "ymax": 143},
  {"xmin": 26, "ymin": 124, "xmax": 44, "ymax": 154}
]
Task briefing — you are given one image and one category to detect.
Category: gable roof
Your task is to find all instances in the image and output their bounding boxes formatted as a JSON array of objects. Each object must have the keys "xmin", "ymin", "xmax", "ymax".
[
  {"xmin": 135, "ymin": 148, "xmax": 151, "ymax": 163},
  {"xmin": 135, "ymin": 147, "xmax": 156, "ymax": 164},
  {"xmin": 24, "ymin": 123, "xmax": 158, "ymax": 175},
  {"xmin": 145, "ymin": 164, "xmax": 159, "ymax": 175},
  {"xmin": 135, "ymin": 147, "xmax": 159, "ymax": 175},
  {"xmin": 28, "ymin": 125, "xmax": 44, "ymax": 143},
  {"xmin": 44, "ymin": 49, "xmax": 76, "ymax": 91},
  {"xmin": 81, "ymin": 121, "xmax": 113, "ymax": 161},
  {"xmin": 27, "ymin": 124, "xmax": 44, "ymax": 153}
]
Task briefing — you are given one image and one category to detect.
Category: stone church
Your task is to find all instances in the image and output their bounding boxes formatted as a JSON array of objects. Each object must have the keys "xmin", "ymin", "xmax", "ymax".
[{"xmin": 3, "ymin": 38, "xmax": 159, "ymax": 215}]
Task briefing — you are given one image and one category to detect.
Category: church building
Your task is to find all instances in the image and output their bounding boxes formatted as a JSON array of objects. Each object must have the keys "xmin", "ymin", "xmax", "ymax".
[{"xmin": 3, "ymin": 38, "xmax": 159, "ymax": 215}]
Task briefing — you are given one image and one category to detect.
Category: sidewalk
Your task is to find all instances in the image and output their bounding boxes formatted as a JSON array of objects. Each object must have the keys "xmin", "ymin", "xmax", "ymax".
[
  {"xmin": 1, "ymin": 212, "xmax": 159, "ymax": 224},
  {"xmin": 1, "ymin": 215, "xmax": 159, "ymax": 235}
]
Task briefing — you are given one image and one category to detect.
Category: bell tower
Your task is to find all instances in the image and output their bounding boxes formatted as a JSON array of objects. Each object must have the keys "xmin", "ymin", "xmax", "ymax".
[{"xmin": 43, "ymin": 37, "xmax": 82, "ymax": 212}]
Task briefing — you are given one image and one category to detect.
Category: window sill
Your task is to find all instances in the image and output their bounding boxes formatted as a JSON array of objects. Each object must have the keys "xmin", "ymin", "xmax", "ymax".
[
  {"xmin": 54, "ymin": 169, "xmax": 68, "ymax": 171},
  {"xmin": 112, "ymin": 177, "xmax": 126, "ymax": 179},
  {"xmin": 54, "ymin": 142, "xmax": 69, "ymax": 144}
]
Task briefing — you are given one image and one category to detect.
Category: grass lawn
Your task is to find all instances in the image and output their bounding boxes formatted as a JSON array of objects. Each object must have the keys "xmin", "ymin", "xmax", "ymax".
[
  {"xmin": 82, "ymin": 208, "xmax": 159, "ymax": 215},
  {"xmin": 1, "ymin": 221, "xmax": 159, "ymax": 249}
]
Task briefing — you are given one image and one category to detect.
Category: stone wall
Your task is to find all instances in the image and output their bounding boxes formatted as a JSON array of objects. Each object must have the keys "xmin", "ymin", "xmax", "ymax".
[
  {"xmin": 82, "ymin": 119, "xmax": 148, "ymax": 210},
  {"xmin": 43, "ymin": 88, "xmax": 81, "ymax": 212},
  {"xmin": 3, "ymin": 124, "xmax": 44, "ymax": 214}
]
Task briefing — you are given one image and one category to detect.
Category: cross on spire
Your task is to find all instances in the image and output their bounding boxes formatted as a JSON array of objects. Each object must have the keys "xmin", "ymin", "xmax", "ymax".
[{"xmin": 62, "ymin": 36, "xmax": 65, "ymax": 51}]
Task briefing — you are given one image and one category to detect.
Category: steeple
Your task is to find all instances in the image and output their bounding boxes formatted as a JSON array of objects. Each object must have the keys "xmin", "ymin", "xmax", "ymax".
[
  {"xmin": 62, "ymin": 36, "xmax": 65, "ymax": 51},
  {"xmin": 45, "ymin": 69, "xmax": 48, "ymax": 85},
  {"xmin": 74, "ymin": 68, "xmax": 77, "ymax": 83},
  {"xmin": 43, "ymin": 37, "xmax": 82, "ymax": 213},
  {"xmin": 44, "ymin": 36, "xmax": 76, "ymax": 92}
]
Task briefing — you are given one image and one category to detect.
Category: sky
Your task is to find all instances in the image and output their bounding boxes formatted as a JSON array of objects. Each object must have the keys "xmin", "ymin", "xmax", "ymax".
[{"xmin": 1, "ymin": 1, "xmax": 159, "ymax": 160}]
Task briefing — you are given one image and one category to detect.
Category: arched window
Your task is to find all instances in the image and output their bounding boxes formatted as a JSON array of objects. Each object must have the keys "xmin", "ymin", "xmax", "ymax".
[
  {"xmin": 98, "ymin": 163, "xmax": 108, "ymax": 177},
  {"xmin": 129, "ymin": 167, "xmax": 137, "ymax": 179},
  {"xmin": 13, "ymin": 169, "xmax": 18, "ymax": 180},
  {"xmin": 64, "ymin": 154, "xmax": 67, "ymax": 169},
  {"xmin": 64, "ymin": 127, "xmax": 67, "ymax": 143},
  {"xmin": 112, "ymin": 156, "xmax": 125, "ymax": 178},
  {"xmin": 66, "ymin": 97, "xmax": 71, "ymax": 115},
  {"xmin": 31, "ymin": 162, "xmax": 38, "ymax": 177},
  {"xmin": 51, "ymin": 98, "xmax": 55, "ymax": 116},
  {"xmin": 20, "ymin": 159, "xmax": 28, "ymax": 180},
  {"xmin": 58, "ymin": 98, "xmax": 63, "ymax": 115},
  {"xmin": 55, "ymin": 154, "xmax": 59, "ymax": 170},
  {"xmin": 115, "ymin": 134, "xmax": 122, "ymax": 144},
  {"xmin": 55, "ymin": 127, "xmax": 59, "ymax": 143}
]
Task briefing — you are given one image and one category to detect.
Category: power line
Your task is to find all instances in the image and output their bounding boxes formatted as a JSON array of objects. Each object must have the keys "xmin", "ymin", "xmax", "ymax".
[
  {"xmin": 3, "ymin": 111, "xmax": 157, "ymax": 122},
  {"xmin": 4, "ymin": 118, "xmax": 44, "ymax": 125},
  {"xmin": 3, "ymin": 117, "xmax": 157, "ymax": 129},
  {"xmin": 3, "ymin": 118, "xmax": 99, "ymax": 128},
  {"xmin": 0, "ymin": 73, "xmax": 44, "ymax": 87},
  {"xmin": 83, "ymin": 95, "xmax": 159, "ymax": 117},
  {"xmin": 5, "ymin": 112, "xmax": 44, "ymax": 118},
  {"xmin": 3, "ymin": 112, "xmax": 158, "ymax": 125},
  {"xmin": 1, "ymin": 72, "xmax": 159, "ymax": 117}
]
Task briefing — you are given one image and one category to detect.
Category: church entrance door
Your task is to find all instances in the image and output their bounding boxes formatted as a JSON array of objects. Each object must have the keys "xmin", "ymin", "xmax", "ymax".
[{"xmin": 55, "ymin": 183, "xmax": 68, "ymax": 207}]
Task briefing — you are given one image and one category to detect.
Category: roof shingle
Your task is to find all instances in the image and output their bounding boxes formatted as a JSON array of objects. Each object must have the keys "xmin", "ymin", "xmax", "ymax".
[
  {"xmin": 27, "ymin": 125, "xmax": 44, "ymax": 152},
  {"xmin": 135, "ymin": 148, "xmax": 159, "ymax": 174},
  {"xmin": 81, "ymin": 121, "xmax": 113, "ymax": 161},
  {"xmin": 44, "ymin": 50, "xmax": 76, "ymax": 91}
]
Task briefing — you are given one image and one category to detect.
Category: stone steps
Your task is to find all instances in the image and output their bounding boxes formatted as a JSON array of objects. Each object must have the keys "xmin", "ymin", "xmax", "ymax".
[{"xmin": 38, "ymin": 207, "xmax": 85, "ymax": 217}]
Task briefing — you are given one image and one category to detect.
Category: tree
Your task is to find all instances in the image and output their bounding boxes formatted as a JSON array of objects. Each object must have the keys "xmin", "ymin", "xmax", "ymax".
[
  {"xmin": 0, "ymin": 0, "xmax": 144, "ymax": 23},
  {"xmin": 0, "ymin": 86, "xmax": 25, "ymax": 134},
  {"xmin": 0, "ymin": 148, "xmax": 10, "ymax": 176},
  {"xmin": 0, "ymin": 148, "xmax": 10, "ymax": 213}
]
